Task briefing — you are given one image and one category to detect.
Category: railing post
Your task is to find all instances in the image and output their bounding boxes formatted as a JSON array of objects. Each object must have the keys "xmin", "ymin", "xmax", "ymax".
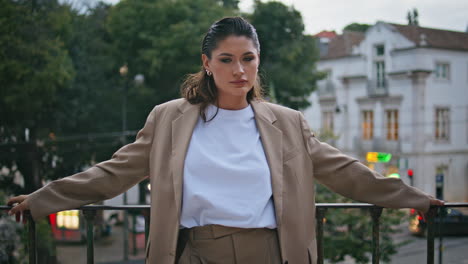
[
  {"xmin": 144, "ymin": 209, "xmax": 150, "ymax": 245},
  {"xmin": 426, "ymin": 206, "xmax": 438, "ymax": 264},
  {"xmin": 83, "ymin": 209, "xmax": 97, "ymax": 264},
  {"xmin": 24, "ymin": 211, "xmax": 36, "ymax": 264},
  {"xmin": 123, "ymin": 210, "xmax": 129, "ymax": 261},
  {"xmin": 132, "ymin": 213, "xmax": 137, "ymax": 255},
  {"xmin": 370, "ymin": 206, "xmax": 383, "ymax": 264},
  {"xmin": 316, "ymin": 207, "xmax": 327, "ymax": 264}
]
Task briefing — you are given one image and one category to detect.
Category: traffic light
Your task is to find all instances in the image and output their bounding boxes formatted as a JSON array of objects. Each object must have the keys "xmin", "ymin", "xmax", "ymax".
[
  {"xmin": 407, "ymin": 169, "xmax": 414, "ymax": 186},
  {"xmin": 366, "ymin": 152, "xmax": 392, "ymax": 163}
]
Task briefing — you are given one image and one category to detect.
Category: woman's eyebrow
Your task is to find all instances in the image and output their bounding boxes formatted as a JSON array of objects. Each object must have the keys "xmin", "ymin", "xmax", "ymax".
[{"xmin": 217, "ymin": 51, "xmax": 255, "ymax": 57}]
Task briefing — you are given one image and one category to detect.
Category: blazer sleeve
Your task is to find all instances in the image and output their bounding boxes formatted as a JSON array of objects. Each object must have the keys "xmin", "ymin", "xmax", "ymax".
[
  {"xmin": 297, "ymin": 111, "xmax": 431, "ymax": 213},
  {"xmin": 27, "ymin": 106, "xmax": 158, "ymax": 220}
]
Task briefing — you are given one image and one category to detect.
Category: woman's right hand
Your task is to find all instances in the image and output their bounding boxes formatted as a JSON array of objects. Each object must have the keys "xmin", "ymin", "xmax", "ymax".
[{"xmin": 7, "ymin": 195, "xmax": 30, "ymax": 223}]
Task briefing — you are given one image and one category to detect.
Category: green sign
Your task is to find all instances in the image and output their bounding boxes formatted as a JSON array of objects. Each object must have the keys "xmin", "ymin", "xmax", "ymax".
[{"xmin": 366, "ymin": 152, "xmax": 392, "ymax": 163}]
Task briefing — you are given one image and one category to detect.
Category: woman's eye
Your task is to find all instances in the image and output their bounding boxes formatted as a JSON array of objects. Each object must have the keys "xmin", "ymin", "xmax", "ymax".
[
  {"xmin": 244, "ymin": 57, "xmax": 255, "ymax": 62},
  {"xmin": 220, "ymin": 58, "xmax": 231, "ymax": 63}
]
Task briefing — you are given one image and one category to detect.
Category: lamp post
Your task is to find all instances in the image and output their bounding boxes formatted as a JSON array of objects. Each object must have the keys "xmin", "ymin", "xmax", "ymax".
[
  {"xmin": 119, "ymin": 64, "xmax": 129, "ymax": 146},
  {"xmin": 119, "ymin": 64, "xmax": 144, "ymax": 261}
]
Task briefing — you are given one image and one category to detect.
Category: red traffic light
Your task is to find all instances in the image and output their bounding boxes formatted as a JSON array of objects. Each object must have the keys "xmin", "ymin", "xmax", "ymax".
[{"xmin": 407, "ymin": 169, "xmax": 413, "ymax": 177}]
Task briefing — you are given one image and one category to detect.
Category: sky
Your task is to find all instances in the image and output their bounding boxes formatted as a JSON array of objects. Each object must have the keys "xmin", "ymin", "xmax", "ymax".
[{"xmin": 103, "ymin": 0, "xmax": 468, "ymax": 35}]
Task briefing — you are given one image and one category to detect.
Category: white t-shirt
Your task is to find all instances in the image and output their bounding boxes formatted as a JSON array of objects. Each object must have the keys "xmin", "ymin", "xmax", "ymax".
[{"xmin": 180, "ymin": 104, "xmax": 277, "ymax": 229}]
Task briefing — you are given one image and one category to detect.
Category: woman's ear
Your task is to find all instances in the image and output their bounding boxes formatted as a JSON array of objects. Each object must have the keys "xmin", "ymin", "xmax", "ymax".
[{"xmin": 202, "ymin": 54, "xmax": 210, "ymax": 71}]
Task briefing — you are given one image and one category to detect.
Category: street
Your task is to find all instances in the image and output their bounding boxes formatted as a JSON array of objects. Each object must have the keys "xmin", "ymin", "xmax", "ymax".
[{"xmin": 390, "ymin": 230, "xmax": 468, "ymax": 264}]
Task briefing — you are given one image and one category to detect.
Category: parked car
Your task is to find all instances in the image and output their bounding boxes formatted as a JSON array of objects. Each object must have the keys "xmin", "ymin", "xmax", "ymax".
[{"xmin": 409, "ymin": 208, "xmax": 468, "ymax": 236}]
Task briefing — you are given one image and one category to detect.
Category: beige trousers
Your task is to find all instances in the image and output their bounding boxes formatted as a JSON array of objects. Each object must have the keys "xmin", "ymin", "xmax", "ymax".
[{"xmin": 176, "ymin": 225, "xmax": 282, "ymax": 264}]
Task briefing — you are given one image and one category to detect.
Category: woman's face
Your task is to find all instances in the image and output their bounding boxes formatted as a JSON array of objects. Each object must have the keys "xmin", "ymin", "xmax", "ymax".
[{"xmin": 202, "ymin": 35, "xmax": 259, "ymax": 103}]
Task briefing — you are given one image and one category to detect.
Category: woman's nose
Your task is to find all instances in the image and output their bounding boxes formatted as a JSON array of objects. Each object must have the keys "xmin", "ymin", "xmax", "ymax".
[{"xmin": 232, "ymin": 62, "xmax": 244, "ymax": 76}]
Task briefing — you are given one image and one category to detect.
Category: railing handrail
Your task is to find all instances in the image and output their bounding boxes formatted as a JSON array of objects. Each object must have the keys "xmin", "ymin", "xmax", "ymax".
[{"xmin": 2, "ymin": 202, "xmax": 467, "ymax": 211}]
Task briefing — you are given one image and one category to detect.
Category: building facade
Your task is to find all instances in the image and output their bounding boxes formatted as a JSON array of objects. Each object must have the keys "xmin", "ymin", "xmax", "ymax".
[{"xmin": 304, "ymin": 22, "xmax": 468, "ymax": 202}]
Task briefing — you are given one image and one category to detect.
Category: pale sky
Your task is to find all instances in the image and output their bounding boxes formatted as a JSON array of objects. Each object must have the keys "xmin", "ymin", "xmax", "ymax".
[{"xmin": 103, "ymin": 0, "xmax": 468, "ymax": 34}]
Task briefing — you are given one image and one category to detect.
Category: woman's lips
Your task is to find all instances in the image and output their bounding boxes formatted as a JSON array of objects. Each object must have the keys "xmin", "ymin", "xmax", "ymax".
[{"xmin": 230, "ymin": 80, "xmax": 248, "ymax": 86}]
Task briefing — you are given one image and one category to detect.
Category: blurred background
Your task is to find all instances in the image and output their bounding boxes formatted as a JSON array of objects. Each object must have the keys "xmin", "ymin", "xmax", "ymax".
[{"xmin": 1, "ymin": 0, "xmax": 467, "ymax": 263}]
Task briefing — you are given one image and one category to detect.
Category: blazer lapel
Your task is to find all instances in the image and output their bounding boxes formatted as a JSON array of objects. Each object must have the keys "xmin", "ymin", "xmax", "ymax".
[
  {"xmin": 171, "ymin": 101, "xmax": 200, "ymax": 217},
  {"xmin": 251, "ymin": 101, "xmax": 284, "ymax": 226}
]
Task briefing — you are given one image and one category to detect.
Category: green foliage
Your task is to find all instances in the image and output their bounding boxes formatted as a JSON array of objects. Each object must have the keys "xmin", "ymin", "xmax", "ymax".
[
  {"xmin": 0, "ymin": 0, "xmax": 75, "ymax": 132},
  {"xmin": 107, "ymin": 0, "xmax": 235, "ymax": 106},
  {"xmin": 248, "ymin": 1, "xmax": 323, "ymax": 109},
  {"xmin": 316, "ymin": 184, "xmax": 409, "ymax": 263},
  {"xmin": 342, "ymin": 23, "xmax": 371, "ymax": 33},
  {"xmin": 407, "ymin": 8, "xmax": 419, "ymax": 26}
]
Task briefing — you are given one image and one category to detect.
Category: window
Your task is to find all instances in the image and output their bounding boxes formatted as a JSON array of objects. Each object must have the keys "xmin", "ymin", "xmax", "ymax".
[
  {"xmin": 386, "ymin": 110, "xmax": 399, "ymax": 140},
  {"xmin": 375, "ymin": 44, "xmax": 385, "ymax": 56},
  {"xmin": 435, "ymin": 108, "xmax": 450, "ymax": 140},
  {"xmin": 435, "ymin": 62, "xmax": 450, "ymax": 80},
  {"xmin": 362, "ymin": 110, "xmax": 374, "ymax": 140},
  {"xmin": 375, "ymin": 61, "xmax": 386, "ymax": 88},
  {"xmin": 322, "ymin": 111, "xmax": 334, "ymax": 132},
  {"xmin": 373, "ymin": 44, "xmax": 386, "ymax": 89}
]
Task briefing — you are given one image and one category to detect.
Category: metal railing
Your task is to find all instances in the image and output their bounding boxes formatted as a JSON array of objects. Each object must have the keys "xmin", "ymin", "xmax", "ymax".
[
  {"xmin": 1, "ymin": 203, "xmax": 467, "ymax": 264},
  {"xmin": 367, "ymin": 78, "xmax": 389, "ymax": 97}
]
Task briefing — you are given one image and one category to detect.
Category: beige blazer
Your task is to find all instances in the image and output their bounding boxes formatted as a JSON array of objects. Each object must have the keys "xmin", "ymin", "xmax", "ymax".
[{"xmin": 28, "ymin": 98, "xmax": 430, "ymax": 264}]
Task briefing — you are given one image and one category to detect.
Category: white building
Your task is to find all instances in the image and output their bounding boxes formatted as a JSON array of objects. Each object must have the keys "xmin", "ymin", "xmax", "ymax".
[{"xmin": 304, "ymin": 22, "xmax": 468, "ymax": 202}]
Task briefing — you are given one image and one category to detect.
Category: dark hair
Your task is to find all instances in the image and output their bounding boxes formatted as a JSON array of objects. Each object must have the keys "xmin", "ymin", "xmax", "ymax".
[{"xmin": 181, "ymin": 17, "xmax": 264, "ymax": 121}]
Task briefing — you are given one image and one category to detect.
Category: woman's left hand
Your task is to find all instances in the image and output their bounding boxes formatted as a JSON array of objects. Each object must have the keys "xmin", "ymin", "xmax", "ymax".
[{"xmin": 418, "ymin": 197, "xmax": 445, "ymax": 221}]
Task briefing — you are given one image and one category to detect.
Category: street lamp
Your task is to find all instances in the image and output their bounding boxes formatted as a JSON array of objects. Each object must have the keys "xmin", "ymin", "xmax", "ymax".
[
  {"xmin": 119, "ymin": 63, "xmax": 144, "ymax": 261},
  {"xmin": 119, "ymin": 64, "xmax": 145, "ymax": 145}
]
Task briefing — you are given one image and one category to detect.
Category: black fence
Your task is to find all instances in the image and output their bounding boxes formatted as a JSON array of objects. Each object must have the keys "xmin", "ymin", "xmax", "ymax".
[{"xmin": 1, "ymin": 203, "xmax": 467, "ymax": 264}]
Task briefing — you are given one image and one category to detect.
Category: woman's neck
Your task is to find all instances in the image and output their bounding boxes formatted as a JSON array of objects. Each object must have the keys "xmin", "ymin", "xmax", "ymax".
[{"xmin": 216, "ymin": 96, "xmax": 248, "ymax": 110}]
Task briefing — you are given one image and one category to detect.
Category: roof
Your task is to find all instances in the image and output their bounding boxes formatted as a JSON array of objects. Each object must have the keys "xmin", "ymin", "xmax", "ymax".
[
  {"xmin": 319, "ymin": 23, "xmax": 468, "ymax": 60},
  {"xmin": 320, "ymin": 31, "xmax": 364, "ymax": 59},
  {"xmin": 390, "ymin": 23, "xmax": 468, "ymax": 51},
  {"xmin": 314, "ymin": 30, "xmax": 337, "ymax": 39}
]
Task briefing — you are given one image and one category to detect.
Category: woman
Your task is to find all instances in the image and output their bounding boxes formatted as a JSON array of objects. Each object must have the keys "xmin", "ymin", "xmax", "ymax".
[{"xmin": 8, "ymin": 17, "xmax": 443, "ymax": 264}]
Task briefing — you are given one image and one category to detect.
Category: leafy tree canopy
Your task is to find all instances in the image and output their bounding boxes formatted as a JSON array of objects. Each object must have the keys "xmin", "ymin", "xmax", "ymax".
[
  {"xmin": 343, "ymin": 22, "xmax": 371, "ymax": 33},
  {"xmin": 0, "ymin": 0, "xmax": 75, "ymax": 136},
  {"xmin": 107, "ymin": 0, "xmax": 235, "ymax": 107}
]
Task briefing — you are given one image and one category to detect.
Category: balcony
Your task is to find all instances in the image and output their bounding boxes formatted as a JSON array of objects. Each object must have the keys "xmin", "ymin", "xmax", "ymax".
[
  {"xmin": 354, "ymin": 136, "xmax": 401, "ymax": 154},
  {"xmin": 367, "ymin": 78, "xmax": 389, "ymax": 97},
  {"xmin": 317, "ymin": 80, "xmax": 336, "ymax": 98},
  {"xmin": 2, "ymin": 203, "xmax": 467, "ymax": 264}
]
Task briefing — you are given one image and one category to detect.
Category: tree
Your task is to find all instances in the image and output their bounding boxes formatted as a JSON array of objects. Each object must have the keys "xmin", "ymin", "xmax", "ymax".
[
  {"xmin": 221, "ymin": 0, "xmax": 239, "ymax": 9},
  {"xmin": 248, "ymin": 1, "xmax": 323, "ymax": 110},
  {"xmin": 38, "ymin": 2, "xmax": 126, "ymax": 182},
  {"xmin": 343, "ymin": 23, "xmax": 371, "ymax": 32},
  {"xmin": 107, "ymin": 0, "xmax": 236, "ymax": 109},
  {"xmin": 0, "ymin": 0, "xmax": 75, "ymax": 192},
  {"xmin": 407, "ymin": 8, "xmax": 419, "ymax": 26},
  {"xmin": 0, "ymin": 0, "xmax": 74, "ymax": 135}
]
